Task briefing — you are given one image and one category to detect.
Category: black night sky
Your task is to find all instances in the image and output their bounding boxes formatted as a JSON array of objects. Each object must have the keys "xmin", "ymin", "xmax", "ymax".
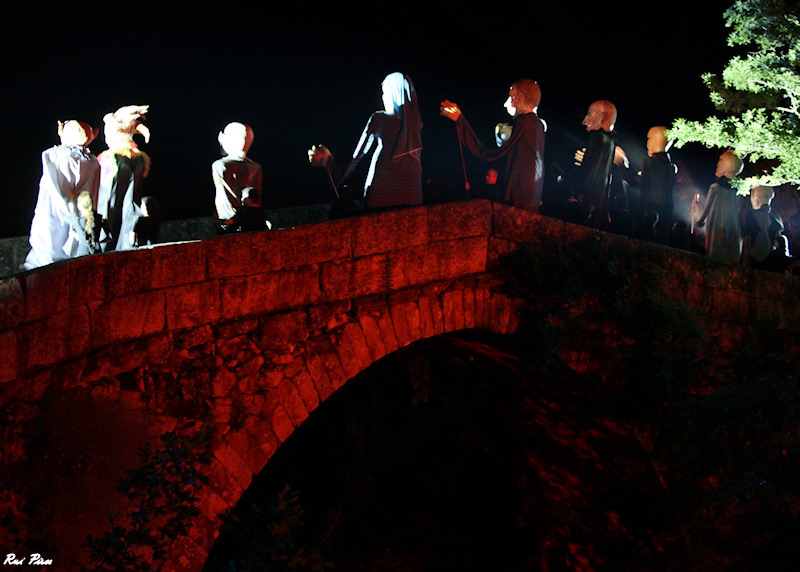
[{"xmin": 3, "ymin": 1, "xmax": 735, "ymax": 238}]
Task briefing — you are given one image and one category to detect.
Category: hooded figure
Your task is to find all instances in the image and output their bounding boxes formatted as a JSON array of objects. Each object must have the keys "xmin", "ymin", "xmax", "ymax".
[{"xmin": 341, "ymin": 72, "xmax": 423, "ymax": 211}]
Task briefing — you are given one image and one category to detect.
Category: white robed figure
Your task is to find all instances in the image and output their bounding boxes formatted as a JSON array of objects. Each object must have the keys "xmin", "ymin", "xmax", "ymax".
[{"xmin": 24, "ymin": 121, "xmax": 100, "ymax": 270}]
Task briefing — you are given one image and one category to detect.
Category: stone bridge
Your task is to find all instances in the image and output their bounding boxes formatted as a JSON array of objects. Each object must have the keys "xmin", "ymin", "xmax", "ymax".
[{"xmin": 1, "ymin": 200, "xmax": 799, "ymax": 570}]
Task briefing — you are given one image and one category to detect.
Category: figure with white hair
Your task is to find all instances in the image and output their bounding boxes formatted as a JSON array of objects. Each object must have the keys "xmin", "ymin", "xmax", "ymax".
[
  {"xmin": 311, "ymin": 72, "xmax": 423, "ymax": 212},
  {"xmin": 213, "ymin": 122, "xmax": 266, "ymax": 233},
  {"xmin": 97, "ymin": 105, "xmax": 151, "ymax": 250},
  {"xmin": 24, "ymin": 120, "xmax": 100, "ymax": 270}
]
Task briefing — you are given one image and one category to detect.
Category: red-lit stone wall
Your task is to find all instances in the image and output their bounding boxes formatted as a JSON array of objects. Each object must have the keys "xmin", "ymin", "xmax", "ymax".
[{"xmin": 1, "ymin": 200, "xmax": 798, "ymax": 570}]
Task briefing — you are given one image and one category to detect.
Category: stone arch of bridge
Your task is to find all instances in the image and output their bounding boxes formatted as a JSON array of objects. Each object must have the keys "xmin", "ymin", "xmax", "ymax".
[{"xmin": 164, "ymin": 283, "xmax": 522, "ymax": 570}]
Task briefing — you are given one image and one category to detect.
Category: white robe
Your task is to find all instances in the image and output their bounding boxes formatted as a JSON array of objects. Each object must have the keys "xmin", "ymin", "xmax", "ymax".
[{"xmin": 24, "ymin": 145, "xmax": 100, "ymax": 270}]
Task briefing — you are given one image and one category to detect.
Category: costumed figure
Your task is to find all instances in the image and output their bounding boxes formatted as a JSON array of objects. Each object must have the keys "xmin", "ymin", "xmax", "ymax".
[
  {"xmin": 24, "ymin": 120, "xmax": 100, "ymax": 270},
  {"xmin": 213, "ymin": 122, "xmax": 267, "ymax": 234},
  {"xmin": 97, "ymin": 105, "xmax": 151, "ymax": 251},
  {"xmin": 695, "ymin": 150, "xmax": 743, "ymax": 264},
  {"xmin": 440, "ymin": 78, "xmax": 546, "ymax": 212},
  {"xmin": 336, "ymin": 72, "xmax": 423, "ymax": 211},
  {"xmin": 574, "ymin": 100, "xmax": 618, "ymax": 229},
  {"xmin": 741, "ymin": 185, "xmax": 789, "ymax": 272},
  {"xmin": 638, "ymin": 126, "xmax": 676, "ymax": 244}
]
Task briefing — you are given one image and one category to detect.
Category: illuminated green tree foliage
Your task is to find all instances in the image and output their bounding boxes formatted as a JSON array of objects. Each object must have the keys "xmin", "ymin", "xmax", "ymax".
[{"xmin": 668, "ymin": 0, "xmax": 800, "ymax": 190}]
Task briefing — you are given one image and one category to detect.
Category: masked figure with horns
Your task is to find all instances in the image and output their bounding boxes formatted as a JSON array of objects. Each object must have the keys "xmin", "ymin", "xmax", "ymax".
[{"xmin": 97, "ymin": 105, "xmax": 151, "ymax": 250}]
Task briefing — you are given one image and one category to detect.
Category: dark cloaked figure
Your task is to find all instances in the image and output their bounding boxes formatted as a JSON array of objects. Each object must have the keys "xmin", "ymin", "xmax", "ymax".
[
  {"xmin": 639, "ymin": 126, "xmax": 676, "ymax": 244},
  {"xmin": 440, "ymin": 79, "xmax": 546, "ymax": 212},
  {"xmin": 741, "ymin": 185, "xmax": 789, "ymax": 272},
  {"xmin": 695, "ymin": 151, "xmax": 743, "ymax": 264},
  {"xmin": 576, "ymin": 100, "xmax": 618, "ymax": 229},
  {"xmin": 341, "ymin": 72, "xmax": 423, "ymax": 211},
  {"xmin": 471, "ymin": 168, "xmax": 501, "ymax": 202}
]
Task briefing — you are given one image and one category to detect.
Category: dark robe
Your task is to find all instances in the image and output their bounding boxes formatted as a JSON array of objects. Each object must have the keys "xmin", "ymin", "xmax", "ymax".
[
  {"xmin": 456, "ymin": 112, "xmax": 546, "ymax": 212},
  {"xmin": 697, "ymin": 177, "xmax": 741, "ymax": 263},
  {"xmin": 741, "ymin": 204, "xmax": 785, "ymax": 271},
  {"xmin": 639, "ymin": 151, "xmax": 676, "ymax": 244},
  {"xmin": 579, "ymin": 129, "xmax": 616, "ymax": 228},
  {"xmin": 344, "ymin": 111, "xmax": 423, "ymax": 210}
]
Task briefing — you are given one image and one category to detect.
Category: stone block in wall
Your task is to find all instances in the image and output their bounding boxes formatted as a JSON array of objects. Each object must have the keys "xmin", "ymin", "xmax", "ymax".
[
  {"xmin": 442, "ymin": 289, "xmax": 466, "ymax": 332},
  {"xmin": 173, "ymin": 324, "xmax": 215, "ymax": 351},
  {"xmin": 0, "ymin": 329, "xmax": 17, "ymax": 382},
  {"xmin": 88, "ymin": 290, "xmax": 167, "ymax": 348},
  {"xmin": 264, "ymin": 387, "xmax": 304, "ymax": 438},
  {"xmin": 304, "ymin": 335, "xmax": 348, "ymax": 392},
  {"xmin": 223, "ymin": 428, "xmax": 270, "ymax": 478},
  {"xmin": 149, "ymin": 241, "xmax": 208, "ymax": 290},
  {"xmin": 387, "ymin": 236, "xmax": 488, "ymax": 290},
  {"xmin": 462, "ymin": 287, "xmax": 477, "ymax": 330},
  {"xmin": 103, "ymin": 248, "xmax": 159, "ymax": 299},
  {"xmin": 349, "ymin": 202, "xmax": 493, "ymax": 259},
  {"xmin": 220, "ymin": 266, "xmax": 321, "ymax": 319},
  {"xmin": 355, "ymin": 313, "xmax": 388, "ymax": 363},
  {"xmin": 307, "ymin": 300, "xmax": 353, "ymax": 333},
  {"xmin": 351, "ymin": 206, "xmax": 431, "ymax": 258},
  {"xmin": 288, "ymin": 366, "xmax": 321, "ymax": 413},
  {"xmin": 376, "ymin": 306, "xmax": 399, "ymax": 355},
  {"xmin": 22, "ymin": 260, "xmax": 74, "ymax": 321},
  {"xmin": 320, "ymin": 253, "xmax": 389, "ymax": 302},
  {"xmin": 708, "ymin": 287, "xmax": 751, "ymax": 325},
  {"xmin": 471, "ymin": 288, "xmax": 487, "ymax": 329},
  {"xmin": 166, "ymin": 281, "xmax": 221, "ymax": 331},
  {"xmin": 81, "ymin": 334, "xmax": 170, "ymax": 383},
  {"xmin": 162, "ymin": 535, "xmax": 209, "ymax": 572},
  {"xmin": 206, "ymin": 456, "xmax": 245, "ymax": 508},
  {"xmin": 487, "ymin": 292, "xmax": 515, "ymax": 334},
  {"xmin": 662, "ymin": 253, "xmax": 707, "ymax": 305},
  {"xmin": 492, "ymin": 204, "xmax": 567, "ymax": 248},
  {"xmin": 302, "ymin": 352, "xmax": 336, "ymax": 401},
  {"xmin": 65, "ymin": 254, "xmax": 113, "ymax": 306},
  {"xmin": 331, "ymin": 321, "xmax": 373, "ymax": 379},
  {"xmin": 277, "ymin": 220, "xmax": 353, "ymax": 268},
  {"xmin": 196, "ymin": 476, "xmax": 234, "ymax": 522},
  {"xmin": 242, "ymin": 414, "xmax": 280, "ymax": 461},
  {"xmin": 487, "ymin": 237, "xmax": 520, "ymax": 264},
  {"xmin": 213, "ymin": 439, "xmax": 254, "ymax": 491},
  {"xmin": 206, "ymin": 231, "xmax": 284, "ymax": 279},
  {"xmin": 426, "ymin": 200, "xmax": 493, "ymax": 243},
  {"xmin": 416, "ymin": 294, "xmax": 444, "ymax": 338},
  {"xmin": 19, "ymin": 304, "xmax": 91, "ymax": 373},
  {"xmin": 0, "ymin": 275, "xmax": 24, "ymax": 329},
  {"xmin": 388, "ymin": 301, "xmax": 412, "ymax": 349},
  {"xmin": 255, "ymin": 310, "xmax": 308, "ymax": 351}
]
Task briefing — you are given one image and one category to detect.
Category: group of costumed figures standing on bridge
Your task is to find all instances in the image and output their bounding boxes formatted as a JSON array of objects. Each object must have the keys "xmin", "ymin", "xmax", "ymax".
[{"xmin": 23, "ymin": 72, "xmax": 792, "ymax": 274}]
